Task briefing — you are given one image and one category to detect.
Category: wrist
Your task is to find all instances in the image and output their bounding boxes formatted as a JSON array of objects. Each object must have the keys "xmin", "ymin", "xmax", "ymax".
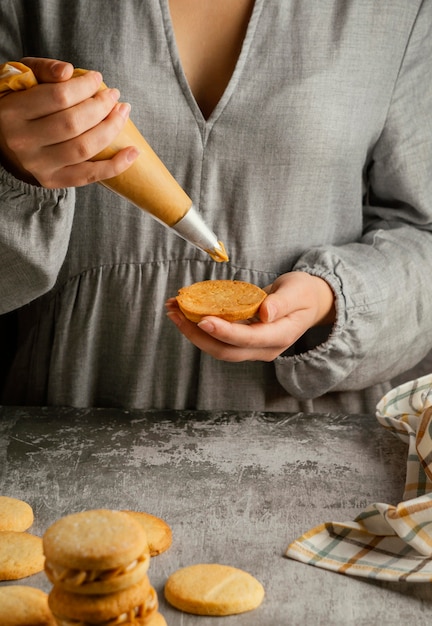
[
  {"xmin": 312, "ymin": 275, "xmax": 336, "ymax": 326},
  {"xmin": 0, "ymin": 151, "xmax": 39, "ymax": 186}
]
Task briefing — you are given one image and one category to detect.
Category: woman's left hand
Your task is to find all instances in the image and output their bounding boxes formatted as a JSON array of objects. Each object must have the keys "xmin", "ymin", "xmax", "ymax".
[{"xmin": 166, "ymin": 271, "xmax": 336, "ymax": 362}]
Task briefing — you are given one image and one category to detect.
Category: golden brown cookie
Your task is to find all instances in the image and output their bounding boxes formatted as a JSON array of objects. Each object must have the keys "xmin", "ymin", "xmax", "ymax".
[
  {"xmin": 176, "ymin": 279, "xmax": 267, "ymax": 323},
  {"xmin": 43, "ymin": 509, "xmax": 150, "ymax": 595},
  {"xmin": 48, "ymin": 576, "xmax": 158, "ymax": 625},
  {"xmin": 0, "ymin": 531, "xmax": 44, "ymax": 580},
  {"xmin": 144, "ymin": 612, "xmax": 168, "ymax": 626},
  {"xmin": 164, "ymin": 563, "xmax": 265, "ymax": 616},
  {"xmin": 123, "ymin": 511, "xmax": 172, "ymax": 556},
  {"xmin": 0, "ymin": 496, "xmax": 34, "ymax": 531},
  {"xmin": 0, "ymin": 585, "xmax": 56, "ymax": 626}
]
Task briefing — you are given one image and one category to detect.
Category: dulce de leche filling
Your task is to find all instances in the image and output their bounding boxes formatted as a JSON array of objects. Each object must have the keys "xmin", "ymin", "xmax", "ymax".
[
  {"xmin": 206, "ymin": 240, "xmax": 229, "ymax": 263},
  {"xmin": 46, "ymin": 552, "xmax": 149, "ymax": 587},
  {"xmin": 54, "ymin": 587, "xmax": 158, "ymax": 626}
]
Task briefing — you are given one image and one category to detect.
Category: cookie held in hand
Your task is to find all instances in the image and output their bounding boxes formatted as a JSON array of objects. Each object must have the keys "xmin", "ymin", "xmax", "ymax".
[
  {"xmin": 164, "ymin": 563, "xmax": 265, "ymax": 616},
  {"xmin": 176, "ymin": 279, "xmax": 267, "ymax": 323}
]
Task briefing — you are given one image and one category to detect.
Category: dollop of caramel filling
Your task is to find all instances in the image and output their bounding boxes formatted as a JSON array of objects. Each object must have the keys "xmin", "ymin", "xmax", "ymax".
[
  {"xmin": 46, "ymin": 552, "xmax": 148, "ymax": 586},
  {"xmin": 207, "ymin": 240, "xmax": 229, "ymax": 263}
]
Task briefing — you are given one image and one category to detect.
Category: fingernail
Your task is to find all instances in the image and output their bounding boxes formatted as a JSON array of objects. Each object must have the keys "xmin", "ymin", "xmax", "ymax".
[
  {"xmin": 198, "ymin": 320, "xmax": 215, "ymax": 333},
  {"xmin": 117, "ymin": 102, "xmax": 131, "ymax": 119},
  {"xmin": 109, "ymin": 88, "xmax": 120, "ymax": 102},
  {"xmin": 87, "ymin": 70, "xmax": 103, "ymax": 85},
  {"xmin": 167, "ymin": 311, "xmax": 181, "ymax": 326},
  {"xmin": 126, "ymin": 147, "xmax": 140, "ymax": 163},
  {"xmin": 266, "ymin": 303, "xmax": 276, "ymax": 323},
  {"xmin": 52, "ymin": 62, "xmax": 68, "ymax": 79}
]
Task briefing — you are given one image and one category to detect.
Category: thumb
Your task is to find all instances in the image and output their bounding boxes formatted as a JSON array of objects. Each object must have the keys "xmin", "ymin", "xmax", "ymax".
[
  {"xmin": 259, "ymin": 293, "xmax": 281, "ymax": 324},
  {"xmin": 20, "ymin": 56, "xmax": 74, "ymax": 82}
]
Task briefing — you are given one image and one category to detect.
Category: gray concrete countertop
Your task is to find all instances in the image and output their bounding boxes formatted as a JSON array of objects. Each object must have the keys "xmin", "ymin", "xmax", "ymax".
[{"xmin": 0, "ymin": 406, "xmax": 431, "ymax": 625}]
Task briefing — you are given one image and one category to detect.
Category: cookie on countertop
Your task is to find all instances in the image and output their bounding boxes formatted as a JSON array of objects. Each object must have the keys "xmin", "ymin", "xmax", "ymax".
[
  {"xmin": 48, "ymin": 575, "xmax": 158, "ymax": 625},
  {"xmin": 0, "ymin": 585, "xmax": 56, "ymax": 626},
  {"xmin": 0, "ymin": 531, "xmax": 45, "ymax": 580},
  {"xmin": 123, "ymin": 511, "xmax": 172, "ymax": 556},
  {"xmin": 43, "ymin": 509, "xmax": 150, "ymax": 595},
  {"xmin": 164, "ymin": 563, "xmax": 265, "ymax": 616},
  {"xmin": 144, "ymin": 612, "xmax": 168, "ymax": 626},
  {"xmin": 0, "ymin": 496, "xmax": 34, "ymax": 531}
]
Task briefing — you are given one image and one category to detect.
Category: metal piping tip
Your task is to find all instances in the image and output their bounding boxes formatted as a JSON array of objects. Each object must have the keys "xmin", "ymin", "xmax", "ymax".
[{"xmin": 171, "ymin": 204, "xmax": 229, "ymax": 262}]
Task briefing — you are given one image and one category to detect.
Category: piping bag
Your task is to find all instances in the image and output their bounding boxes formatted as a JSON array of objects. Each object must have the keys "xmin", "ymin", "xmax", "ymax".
[{"xmin": 0, "ymin": 61, "xmax": 228, "ymax": 262}]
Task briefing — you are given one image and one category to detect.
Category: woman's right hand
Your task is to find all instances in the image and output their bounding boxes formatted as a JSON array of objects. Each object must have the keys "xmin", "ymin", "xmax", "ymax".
[{"xmin": 0, "ymin": 57, "xmax": 139, "ymax": 187}]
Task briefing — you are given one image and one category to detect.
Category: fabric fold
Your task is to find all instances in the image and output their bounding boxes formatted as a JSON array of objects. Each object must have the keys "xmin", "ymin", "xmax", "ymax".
[{"xmin": 285, "ymin": 374, "xmax": 432, "ymax": 581}]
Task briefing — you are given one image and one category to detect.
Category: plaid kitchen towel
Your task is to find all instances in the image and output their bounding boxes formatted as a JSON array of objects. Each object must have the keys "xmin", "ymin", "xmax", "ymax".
[{"xmin": 285, "ymin": 374, "xmax": 432, "ymax": 581}]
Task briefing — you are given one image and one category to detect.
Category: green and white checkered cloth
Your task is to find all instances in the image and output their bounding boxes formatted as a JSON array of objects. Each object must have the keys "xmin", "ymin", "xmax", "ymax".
[{"xmin": 285, "ymin": 374, "xmax": 432, "ymax": 581}]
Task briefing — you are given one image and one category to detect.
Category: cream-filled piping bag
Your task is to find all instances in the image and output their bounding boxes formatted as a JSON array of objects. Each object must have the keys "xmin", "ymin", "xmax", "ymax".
[{"xmin": 0, "ymin": 62, "xmax": 228, "ymax": 262}]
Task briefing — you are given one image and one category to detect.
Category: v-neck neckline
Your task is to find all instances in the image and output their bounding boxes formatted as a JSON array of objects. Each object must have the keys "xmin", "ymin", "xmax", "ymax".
[{"xmin": 159, "ymin": 0, "xmax": 263, "ymax": 138}]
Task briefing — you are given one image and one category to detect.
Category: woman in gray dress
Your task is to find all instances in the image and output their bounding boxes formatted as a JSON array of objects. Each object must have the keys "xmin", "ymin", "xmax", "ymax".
[{"xmin": 0, "ymin": 0, "xmax": 431, "ymax": 413}]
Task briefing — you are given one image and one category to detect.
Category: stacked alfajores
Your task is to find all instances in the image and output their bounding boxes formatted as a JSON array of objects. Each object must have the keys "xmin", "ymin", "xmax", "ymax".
[{"xmin": 43, "ymin": 509, "xmax": 166, "ymax": 626}]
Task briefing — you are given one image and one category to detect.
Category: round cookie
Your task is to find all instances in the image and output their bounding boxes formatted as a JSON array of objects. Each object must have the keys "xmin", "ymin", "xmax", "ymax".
[
  {"xmin": 0, "ymin": 531, "xmax": 44, "ymax": 580},
  {"xmin": 0, "ymin": 585, "xmax": 56, "ymax": 626},
  {"xmin": 145, "ymin": 613, "xmax": 168, "ymax": 626},
  {"xmin": 43, "ymin": 509, "xmax": 150, "ymax": 595},
  {"xmin": 48, "ymin": 576, "xmax": 158, "ymax": 625},
  {"xmin": 176, "ymin": 280, "xmax": 267, "ymax": 323},
  {"xmin": 123, "ymin": 511, "xmax": 172, "ymax": 556},
  {"xmin": 0, "ymin": 496, "xmax": 34, "ymax": 531},
  {"xmin": 164, "ymin": 563, "xmax": 265, "ymax": 616}
]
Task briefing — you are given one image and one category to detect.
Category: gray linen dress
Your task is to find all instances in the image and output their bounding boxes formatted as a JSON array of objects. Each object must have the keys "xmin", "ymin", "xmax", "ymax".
[{"xmin": 0, "ymin": 0, "xmax": 431, "ymax": 412}]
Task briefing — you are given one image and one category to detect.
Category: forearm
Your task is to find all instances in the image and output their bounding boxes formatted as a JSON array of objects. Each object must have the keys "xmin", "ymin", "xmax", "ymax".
[
  {"xmin": 276, "ymin": 223, "xmax": 432, "ymax": 398},
  {"xmin": 277, "ymin": 0, "xmax": 432, "ymax": 399}
]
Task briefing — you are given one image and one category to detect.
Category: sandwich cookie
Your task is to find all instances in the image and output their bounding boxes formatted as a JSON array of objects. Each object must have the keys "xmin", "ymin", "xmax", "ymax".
[
  {"xmin": 0, "ymin": 531, "xmax": 44, "ymax": 580},
  {"xmin": 0, "ymin": 585, "xmax": 56, "ymax": 626},
  {"xmin": 43, "ymin": 509, "xmax": 150, "ymax": 595},
  {"xmin": 0, "ymin": 496, "xmax": 34, "ymax": 531},
  {"xmin": 164, "ymin": 563, "xmax": 265, "ymax": 616},
  {"xmin": 123, "ymin": 512, "xmax": 172, "ymax": 557},
  {"xmin": 48, "ymin": 576, "xmax": 158, "ymax": 626}
]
